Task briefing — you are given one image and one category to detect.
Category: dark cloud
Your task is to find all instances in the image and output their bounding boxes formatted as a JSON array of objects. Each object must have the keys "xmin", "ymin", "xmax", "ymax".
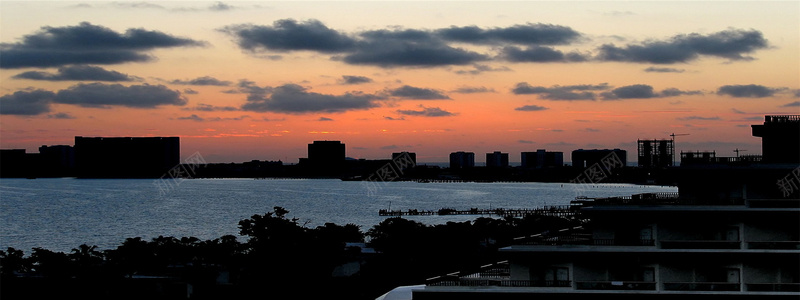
[
  {"xmin": 454, "ymin": 64, "xmax": 512, "ymax": 75},
  {"xmin": 451, "ymin": 86, "xmax": 495, "ymax": 94},
  {"xmin": 340, "ymin": 75, "xmax": 373, "ymax": 85},
  {"xmin": 209, "ymin": 2, "xmax": 234, "ymax": 11},
  {"xmin": 221, "ymin": 19, "xmax": 356, "ymax": 53},
  {"xmin": 0, "ymin": 89, "xmax": 55, "ymax": 115},
  {"xmin": 644, "ymin": 66, "xmax": 685, "ymax": 73},
  {"xmin": 716, "ymin": 84, "xmax": 780, "ymax": 98},
  {"xmin": 318, "ymin": 117, "xmax": 334, "ymax": 121},
  {"xmin": 512, "ymin": 82, "xmax": 608, "ymax": 100},
  {"xmin": 185, "ymin": 103, "xmax": 239, "ymax": 111},
  {"xmin": 435, "ymin": 23, "xmax": 581, "ymax": 45},
  {"xmin": 343, "ymin": 28, "xmax": 488, "ymax": 67},
  {"xmin": 500, "ymin": 46, "xmax": 589, "ymax": 62},
  {"xmin": 183, "ymin": 89, "xmax": 199, "ymax": 95},
  {"xmin": 0, "ymin": 22, "xmax": 205, "ymax": 68},
  {"xmin": 514, "ymin": 105, "xmax": 549, "ymax": 111},
  {"xmin": 397, "ymin": 106, "xmax": 455, "ymax": 117},
  {"xmin": 240, "ymin": 83, "xmax": 381, "ymax": 113},
  {"xmin": 597, "ymin": 29, "xmax": 768, "ymax": 64},
  {"xmin": 53, "ymin": 83, "xmax": 187, "ymax": 108},
  {"xmin": 388, "ymin": 85, "xmax": 450, "ymax": 100},
  {"xmin": 660, "ymin": 88, "xmax": 703, "ymax": 97},
  {"xmin": 176, "ymin": 114, "xmax": 249, "ymax": 122},
  {"xmin": 170, "ymin": 76, "xmax": 232, "ymax": 86},
  {"xmin": 47, "ymin": 112, "xmax": 76, "ymax": 119},
  {"xmin": 12, "ymin": 65, "xmax": 138, "ymax": 81},
  {"xmin": 518, "ymin": 140, "xmax": 535, "ymax": 144},
  {"xmin": 384, "ymin": 116, "xmax": 405, "ymax": 121},
  {"xmin": 601, "ymin": 84, "xmax": 657, "ymax": 99},
  {"xmin": 781, "ymin": 101, "xmax": 800, "ymax": 107}
]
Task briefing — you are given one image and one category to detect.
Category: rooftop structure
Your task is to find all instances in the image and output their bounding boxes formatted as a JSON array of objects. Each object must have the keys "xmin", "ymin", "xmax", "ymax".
[{"xmin": 752, "ymin": 115, "xmax": 800, "ymax": 164}]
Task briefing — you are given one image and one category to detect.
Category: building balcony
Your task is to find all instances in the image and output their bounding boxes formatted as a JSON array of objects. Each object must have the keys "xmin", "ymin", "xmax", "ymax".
[
  {"xmin": 663, "ymin": 282, "xmax": 740, "ymax": 291},
  {"xmin": 746, "ymin": 283, "xmax": 800, "ymax": 292},
  {"xmin": 427, "ymin": 278, "xmax": 571, "ymax": 288},
  {"xmin": 576, "ymin": 281, "xmax": 656, "ymax": 290},
  {"xmin": 660, "ymin": 240, "xmax": 741, "ymax": 249},
  {"xmin": 747, "ymin": 241, "xmax": 800, "ymax": 250}
]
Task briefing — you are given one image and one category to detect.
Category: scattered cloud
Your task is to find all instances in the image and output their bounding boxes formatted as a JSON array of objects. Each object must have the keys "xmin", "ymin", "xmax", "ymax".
[
  {"xmin": 454, "ymin": 64, "xmax": 512, "ymax": 75},
  {"xmin": 518, "ymin": 140, "xmax": 535, "ymax": 144},
  {"xmin": 602, "ymin": 84, "xmax": 702, "ymax": 100},
  {"xmin": 731, "ymin": 108, "xmax": 747, "ymax": 114},
  {"xmin": 387, "ymin": 85, "xmax": 450, "ymax": 100},
  {"xmin": 176, "ymin": 114, "xmax": 250, "ymax": 122},
  {"xmin": 53, "ymin": 83, "xmax": 187, "ymax": 108},
  {"xmin": 782, "ymin": 101, "xmax": 800, "ymax": 107},
  {"xmin": 221, "ymin": 19, "xmax": 356, "ymax": 53},
  {"xmin": 435, "ymin": 23, "xmax": 581, "ymax": 45},
  {"xmin": 318, "ymin": 117, "xmax": 334, "ymax": 121},
  {"xmin": 512, "ymin": 82, "xmax": 608, "ymax": 100},
  {"xmin": 0, "ymin": 89, "xmax": 56, "ymax": 115},
  {"xmin": 12, "ymin": 65, "xmax": 139, "ymax": 81},
  {"xmin": 0, "ymin": 22, "xmax": 205, "ymax": 68},
  {"xmin": 451, "ymin": 86, "xmax": 496, "ymax": 94},
  {"xmin": 209, "ymin": 2, "xmax": 235, "ymax": 11},
  {"xmin": 515, "ymin": 105, "xmax": 549, "ymax": 111},
  {"xmin": 397, "ymin": 105, "xmax": 456, "ymax": 117},
  {"xmin": 500, "ymin": 46, "xmax": 589, "ymax": 62},
  {"xmin": 384, "ymin": 116, "xmax": 405, "ymax": 120},
  {"xmin": 340, "ymin": 75, "xmax": 372, "ymax": 85},
  {"xmin": 240, "ymin": 83, "xmax": 381, "ymax": 113},
  {"xmin": 644, "ymin": 66, "xmax": 685, "ymax": 73},
  {"xmin": 185, "ymin": 103, "xmax": 239, "ymax": 111},
  {"xmin": 170, "ymin": 76, "xmax": 232, "ymax": 86},
  {"xmin": 716, "ymin": 84, "xmax": 782, "ymax": 98},
  {"xmin": 342, "ymin": 28, "xmax": 489, "ymax": 67},
  {"xmin": 47, "ymin": 112, "xmax": 76, "ymax": 119},
  {"xmin": 596, "ymin": 29, "xmax": 769, "ymax": 64}
]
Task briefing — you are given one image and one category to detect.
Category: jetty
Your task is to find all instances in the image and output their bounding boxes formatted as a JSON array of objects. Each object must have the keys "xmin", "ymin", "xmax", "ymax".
[{"xmin": 378, "ymin": 205, "xmax": 577, "ymax": 219}]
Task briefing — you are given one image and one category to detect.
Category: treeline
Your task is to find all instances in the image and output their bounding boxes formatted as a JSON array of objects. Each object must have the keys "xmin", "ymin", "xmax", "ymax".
[{"xmin": 0, "ymin": 207, "xmax": 577, "ymax": 300}]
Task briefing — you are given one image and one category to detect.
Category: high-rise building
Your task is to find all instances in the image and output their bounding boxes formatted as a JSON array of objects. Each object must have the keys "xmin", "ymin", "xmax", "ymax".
[
  {"xmin": 307, "ymin": 141, "xmax": 346, "ymax": 173},
  {"xmin": 449, "ymin": 151, "xmax": 475, "ymax": 169},
  {"xmin": 752, "ymin": 115, "xmax": 800, "ymax": 163},
  {"xmin": 522, "ymin": 150, "xmax": 564, "ymax": 168},
  {"xmin": 638, "ymin": 139, "xmax": 674, "ymax": 168},
  {"xmin": 74, "ymin": 136, "xmax": 179, "ymax": 178},
  {"xmin": 38, "ymin": 145, "xmax": 75, "ymax": 177},
  {"xmin": 486, "ymin": 151, "xmax": 509, "ymax": 167}
]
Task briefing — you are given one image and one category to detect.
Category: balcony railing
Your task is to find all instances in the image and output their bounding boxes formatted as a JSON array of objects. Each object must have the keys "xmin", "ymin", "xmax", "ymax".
[
  {"xmin": 593, "ymin": 239, "xmax": 655, "ymax": 246},
  {"xmin": 746, "ymin": 283, "xmax": 800, "ymax": 292},
  {"xmin": 576, "ymin": 281, "xmax": 656, "ymax": 290},
  {"xmin": 747, "ymin": 241, "xmax": 800, "ymax": 250},
  {"xmin": 664, "ymin": 282, "xmax": 740, "ymax": 291},
  {"xmin": 660, "ymin": 240, "xmax": 741, "ymax": 249},
  {"xmin": 427, "ymin": 279, "xmax": 571, "ymax": 287}
]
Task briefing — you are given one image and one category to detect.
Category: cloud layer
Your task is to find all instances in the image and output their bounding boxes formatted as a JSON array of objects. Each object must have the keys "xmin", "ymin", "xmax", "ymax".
[
  {"xmin": 12, "ymin": 65, "xmax": 138, "ymax": 81},
  {"xmin": 1, "ymin": 22, "xmax": 204, "ymax": 69}
]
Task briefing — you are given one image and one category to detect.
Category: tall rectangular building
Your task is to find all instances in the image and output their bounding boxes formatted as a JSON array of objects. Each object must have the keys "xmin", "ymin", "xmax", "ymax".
[
  {"xmin": 449, "ymin": 151, "xmax": 475, "ymax": 169},
  {"xmin": 638, "ymin": 139, "xmax": 673, "ymax": 168},
  {"xmin": 74, "ymin": 136, "xmax": 179, "ymax": 178},
  {"xmin": 752, "ymin": 115, "xmax": 800, "ymax": 163},
  {"xmin": 307, "ymin": 141, "xmax": 346, "ymax": 173},
  {"xmin": 486, "ymin": 151, "xmax": 509, "ymax": 167},
  {"xmin": 521, "ymin": 150, "xmax": 564, "ymax": 168}
]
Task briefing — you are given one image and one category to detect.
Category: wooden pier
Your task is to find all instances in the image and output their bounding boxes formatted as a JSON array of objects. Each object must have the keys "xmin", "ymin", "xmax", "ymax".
[{"xmin": 378, "ymin": 206, "xmax": 576, "ymax": 219}]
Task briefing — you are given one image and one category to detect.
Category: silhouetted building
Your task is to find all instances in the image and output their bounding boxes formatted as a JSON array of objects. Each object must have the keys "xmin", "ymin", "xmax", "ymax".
[
  {"xmin": 572, "ymin": 149, "xmax": 627, "ymax": 168},
  {"xmin": 74, "ymin": 136, "xmax": 179, "ymax": 178},
  {"xmin": 307, "ymin": 141, "xmax": 345, "ymax": 175},
  {"xmin": 521, "ymin": 150, "xmax": 564, "ymax": 169},
  {"xmin": 449, "ymin": 151, "xmax": 475, "ymax": 169},
  {"xmin": 638, "ymin": 139, "xmax": 673, "ymax": 168},
  {"xmin": 0, "ymin": 149, "xmax": 28, "ymax": 178},
  {"xmin": 752, "ymin": 115, "xmax": 800, "ymax": 163},
  {"xmin": 38, "ymin": 145, "xmax": 75, "ymax": 177},
  {"xmin": 392, "ymin": 152, "xmax": 417, "ymax": 166},
  {"xmin": 486, "ymin": 151, "xmax": 509, "ymax": 167}
]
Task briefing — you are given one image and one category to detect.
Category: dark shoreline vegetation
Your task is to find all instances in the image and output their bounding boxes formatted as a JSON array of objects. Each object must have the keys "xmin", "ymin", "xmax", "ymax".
[{"xmin": 0, "ymin": 206, "xmax": 578, "ymax": 300}]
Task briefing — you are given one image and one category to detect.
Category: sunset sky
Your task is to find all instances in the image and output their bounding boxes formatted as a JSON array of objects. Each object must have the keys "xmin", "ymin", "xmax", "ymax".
[{"xmin": 1, "ymin": 1, "xmax": 798, "ymax": 163}]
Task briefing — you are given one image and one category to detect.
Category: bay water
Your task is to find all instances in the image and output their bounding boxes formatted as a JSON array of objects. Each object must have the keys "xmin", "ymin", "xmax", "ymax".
[{"xmin": 0, "ymin": 178, "xmax": 676, "ymax": 253}]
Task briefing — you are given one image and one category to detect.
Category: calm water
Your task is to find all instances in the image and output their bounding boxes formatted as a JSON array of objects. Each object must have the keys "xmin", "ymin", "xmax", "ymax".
[{"xmin": 0, "ymin": 178, "xmax": 676, "ymax": 253}]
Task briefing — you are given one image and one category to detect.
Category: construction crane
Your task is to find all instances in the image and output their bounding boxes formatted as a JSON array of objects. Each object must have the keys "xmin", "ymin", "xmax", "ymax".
[{"xmin": 670, "ymin": 133, "xmax": 690, "ymax": 166}]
